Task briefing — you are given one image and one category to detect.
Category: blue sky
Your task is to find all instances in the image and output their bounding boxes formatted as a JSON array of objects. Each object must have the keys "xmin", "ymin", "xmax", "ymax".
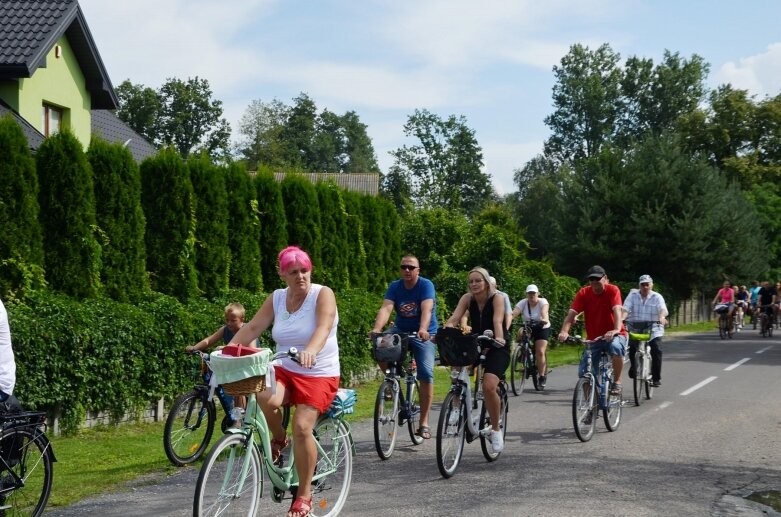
[{"xmin": 79, "ymin": 0, "xmax": 781, "ymax": 194}]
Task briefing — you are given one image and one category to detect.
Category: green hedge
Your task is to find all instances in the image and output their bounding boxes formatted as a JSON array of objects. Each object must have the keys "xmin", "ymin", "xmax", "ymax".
[{"xmin": 7, "ymin": 287, "xmax": 380, "ymax": 434}]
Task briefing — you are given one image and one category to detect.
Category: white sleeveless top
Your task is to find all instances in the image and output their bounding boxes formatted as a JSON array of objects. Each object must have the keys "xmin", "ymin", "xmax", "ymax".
[
  {"xmin": 271, "ymin": 284, "xmax": 340, "ymax": 377},
  {"xmin": 513, "ymin": 298, "xmax": 551, "ymax": 328}
]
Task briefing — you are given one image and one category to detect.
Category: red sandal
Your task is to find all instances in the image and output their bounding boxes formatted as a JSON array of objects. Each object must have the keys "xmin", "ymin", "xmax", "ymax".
[
  {"xmin": 287, "ymin": 496, "xmax": 313, "ymax": 517},
  {"xmin": 270, "ymin": 436, "xmax": 289, "ymax": 463}
]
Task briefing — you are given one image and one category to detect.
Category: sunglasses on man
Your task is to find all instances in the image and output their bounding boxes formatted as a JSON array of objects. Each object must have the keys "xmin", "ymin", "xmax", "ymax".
[{"xmin": 400, "ymin": 265, "xmax": 418, "ymax": 271}]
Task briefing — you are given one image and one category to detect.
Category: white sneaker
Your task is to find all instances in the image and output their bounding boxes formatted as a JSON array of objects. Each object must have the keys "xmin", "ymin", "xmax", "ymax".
[
  {"xmin": 448, "ymin": 408, "xmax": 460, "ymax": 426},
  {"xmin": 490, "ymin": 430, "xmax": 504, "ymax": 453}
]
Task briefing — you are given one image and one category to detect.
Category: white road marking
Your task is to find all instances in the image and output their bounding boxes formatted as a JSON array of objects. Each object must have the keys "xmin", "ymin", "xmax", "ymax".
[
  {"xmin": 656, "ymin": 401, "xmax": 673, "ymax": 411},
  {"xmin": 724, "ymin": 358, "xmax": 751, "ymax": 371},
  {"xmin": 680, "ymin": 376, "xmax": 717, "ymax": 396},
  {"xmin": 756, "ymin": 346, "xmax": 772, "ymax": 354}
]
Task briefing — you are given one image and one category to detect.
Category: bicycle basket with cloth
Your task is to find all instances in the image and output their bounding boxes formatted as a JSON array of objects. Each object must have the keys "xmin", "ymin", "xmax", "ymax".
[
  {"xmin": 210, "ymin": 347, "xmax": 271, "ymax": 396},
  {"xmin": 713, "ymin": 303, "xmax": 729, "ymax": 314},
  {"xmin": 371, "ymin": 333, "xmax": 407, "ymax": 363},
  {"xmin": 436, "ymin": 327, "xmax": 480, "ymax": 367}
]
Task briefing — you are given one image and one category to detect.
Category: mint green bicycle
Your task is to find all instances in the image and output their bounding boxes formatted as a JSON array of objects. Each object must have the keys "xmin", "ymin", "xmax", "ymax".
[{"xmin": 193, "ymin": 349, "xmax": 354, "ymax": 516}]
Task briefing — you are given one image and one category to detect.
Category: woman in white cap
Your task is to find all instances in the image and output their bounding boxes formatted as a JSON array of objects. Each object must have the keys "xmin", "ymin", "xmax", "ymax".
[{"xmin": 511, "ymin": 284, "xmax": 551, "ymax": 387}]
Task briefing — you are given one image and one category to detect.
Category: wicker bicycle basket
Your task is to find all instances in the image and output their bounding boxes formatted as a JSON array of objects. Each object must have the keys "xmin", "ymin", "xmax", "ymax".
[
  {"xmin": 371, "ymin": 333, "xmax": 408, "ymax": 363},
  {"xmin": 436, "ymin": 327, "xmax": 479, "ymax": 367},
  {"xmin": 210, "ymin": 348, "xmax": 271, "ymax": 396}
]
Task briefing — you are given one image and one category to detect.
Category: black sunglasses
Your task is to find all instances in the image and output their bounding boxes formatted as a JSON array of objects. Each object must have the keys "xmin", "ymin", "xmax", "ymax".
[{"xmin": 399, "ymin": 265, "xmax": 418, "ymax": 271}]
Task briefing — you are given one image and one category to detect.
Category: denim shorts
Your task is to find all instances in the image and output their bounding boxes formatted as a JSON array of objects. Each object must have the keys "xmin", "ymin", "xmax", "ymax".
[
  {"xmin": 390, "ymin": 327, "xmax": 435, "ymax": 383},
  {"xmin": 578, "ymin": 334, "xmax": 627, "ymax": 377}
]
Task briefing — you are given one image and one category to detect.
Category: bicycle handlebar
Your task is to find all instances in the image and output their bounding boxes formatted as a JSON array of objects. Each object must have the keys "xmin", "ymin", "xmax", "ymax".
[
  {"xmin": 272, "ymin": 347, "xmax": 315, "ymax": 366},
  {"xmin": 476, "ymin": 334, "xmax": 506, "ymax": 349}
]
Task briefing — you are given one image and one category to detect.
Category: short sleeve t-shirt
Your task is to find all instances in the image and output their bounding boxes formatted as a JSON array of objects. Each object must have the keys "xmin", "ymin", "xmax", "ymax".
[
  {"xmin": 384, "ymin": 277, "xmax": 438, "ymax": 334},
  {"xmin": 571, "ymin": 283, "xmax": 626, "ymax": 339}
]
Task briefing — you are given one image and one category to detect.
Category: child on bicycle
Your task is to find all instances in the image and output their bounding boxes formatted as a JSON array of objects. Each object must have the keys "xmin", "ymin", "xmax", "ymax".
[{"xmin": 186, "ymin": 303, "xmax": 257, "ymax": 423}]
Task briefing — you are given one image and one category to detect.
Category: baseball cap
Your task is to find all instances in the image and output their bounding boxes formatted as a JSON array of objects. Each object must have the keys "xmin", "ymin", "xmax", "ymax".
[
  {"xmin": 638, "ymin": 274, "xmax": 653, "ymax": 284},
  {"xmin": 526, "ymin": 284, "xmax": 539, "ymax": 293},
  {"xmin": 488, "ymin": 276, "xmax": 497, "ymax": 286},
  {"xmin": 585, "ymin": 265, "xmax": 606, "ymax": 280}
]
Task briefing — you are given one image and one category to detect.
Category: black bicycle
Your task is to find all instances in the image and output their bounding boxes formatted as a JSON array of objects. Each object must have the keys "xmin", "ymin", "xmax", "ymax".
[
  {"xmin": 370, "ymin": 332, "xmax": 424, "ymax": 460},
  {"xmin": 163, "ymin": 351, "xmax": 236, "ymax": 466},
  {"xmin": 509, "ymin": 320, "xmax": 544, "ymax": 395},
  {"xmin": 0, "ymin": 411, "xmax": 56, "ymax": 516}
]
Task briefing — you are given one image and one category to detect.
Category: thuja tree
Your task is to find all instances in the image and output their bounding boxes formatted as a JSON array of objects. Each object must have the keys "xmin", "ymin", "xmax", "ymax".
[
  {"xmin": 224, "ymin": 163, "xmax": 262, "ymax": 292},
  {"xmin": 189, "ymin": 155, "xmax": 229, "ymax": 297},
  {"xmin": 361, "ymin": 194, "xmax": 386, "ymax": 292},
  {"xmin": 0, "ymin": 117, "xmax": 45, "ymax": 299},
  {"xmin": 254, "ymin": 168, "xmax": 287, "ymax": 290},
  {"xmin": 140, "ymin": 148, "xmax": 198, "ymax": 301},
  {"xmin": 36, "ymin": 130, "xmax": 101, "ymax": 298},
  {"xmin": 88, "ymin": 138, "xmax": 148, "ymax": 301},
  {"xmin": 342, "ymin": 191, "xmax": 368, "ymax": 290},
  {"xmin": 315, "ymin": 181, "xmax": 349, "ymax": 290},
  {"xmin": 379, "ymin": 197, "xmax": 401, "ymax": 285},
  {"xmin": 280, "ymin": 174, "xmax": 322, "ymax": 273}
]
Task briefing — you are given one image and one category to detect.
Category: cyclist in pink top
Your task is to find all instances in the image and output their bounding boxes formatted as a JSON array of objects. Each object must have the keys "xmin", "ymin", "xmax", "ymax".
[{"xmin": 711, "ymin": 281, "xmax": 736, "ymax": 331}]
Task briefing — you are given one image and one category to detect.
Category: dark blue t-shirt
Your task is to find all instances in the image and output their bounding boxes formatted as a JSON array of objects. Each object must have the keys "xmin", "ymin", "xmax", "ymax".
[{"xmin": 384, "ymin": 277, "xmax": 438, "ymax": 334}]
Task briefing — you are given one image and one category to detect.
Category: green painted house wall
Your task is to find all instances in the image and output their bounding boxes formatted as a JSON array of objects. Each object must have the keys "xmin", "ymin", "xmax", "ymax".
[{"xmin": 3, "ymin": 35, "xmax": 92, "ymax": 147}]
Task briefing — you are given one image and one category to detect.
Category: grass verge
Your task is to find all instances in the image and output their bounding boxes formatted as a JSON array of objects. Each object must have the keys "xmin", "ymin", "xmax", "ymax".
[{"xmin": 49, "ymin": 323, "xmax": 710, "ymax": 508}]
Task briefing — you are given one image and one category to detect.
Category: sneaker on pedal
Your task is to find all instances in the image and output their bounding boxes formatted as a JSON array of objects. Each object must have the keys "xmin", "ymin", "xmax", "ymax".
[
  {"xmin": 651, "ymin": 380, "xmax": 661, "ymax": 387},
  {"xmin": 539, "ymin": 375, "xmax": 547, "ymax": 388},
  {"xmin": 490, "ymin": 430, "xmax": 504, "ymax": 453}
]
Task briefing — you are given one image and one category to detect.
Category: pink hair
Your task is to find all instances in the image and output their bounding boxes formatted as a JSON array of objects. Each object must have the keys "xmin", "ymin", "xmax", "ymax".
[{"xmin": 278, "ymin": 246, "xmax": 312, "ymax": 274}]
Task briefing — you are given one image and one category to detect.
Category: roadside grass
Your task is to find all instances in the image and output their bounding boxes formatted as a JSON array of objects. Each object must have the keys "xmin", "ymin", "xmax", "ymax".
[{"xmin": 48, "ymin": 321, "xmax": 711, "ymax": 508}]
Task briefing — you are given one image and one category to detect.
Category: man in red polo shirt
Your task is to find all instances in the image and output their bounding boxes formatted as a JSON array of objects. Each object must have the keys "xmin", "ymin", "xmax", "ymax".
[{"xmin": 558, "ymin": 265, "xmax": 628, "ymax": 395}]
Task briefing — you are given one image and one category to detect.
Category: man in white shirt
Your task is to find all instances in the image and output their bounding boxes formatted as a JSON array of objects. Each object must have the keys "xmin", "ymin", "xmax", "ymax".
[
  {"xmin": 0, "ymin": 296, "xmax": 18, "ymax": 410},
  {"xmin": 623, "ymin": 275, "xmax": 668, "ymax": 387}
]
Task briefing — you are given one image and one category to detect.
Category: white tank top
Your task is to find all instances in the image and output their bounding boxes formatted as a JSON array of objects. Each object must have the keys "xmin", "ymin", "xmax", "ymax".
[
  {"xmin": 271, "ymin": 284, "xmax": 340, "ymax": 377},
  {"xmin": 514, "ymin": 298, "xmax": 551, "ymax": 328}
]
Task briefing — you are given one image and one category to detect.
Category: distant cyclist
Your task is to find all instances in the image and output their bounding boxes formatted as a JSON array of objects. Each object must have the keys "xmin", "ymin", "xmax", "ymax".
[
  {"xmin": 757, "ymin": 281, "xmax": 777, "ymax": 327},
  {"xmin": 735, "ymin": 285, "xmax": 750, "ymax": 330},
  {"xmin": 749, "ymin": 281, "xmax": 762, "ymax": 323},
  {"xmin": 711, "ymin": 281, "xmax": 736, "ymax": 332},
  {"xmin": 511, "ymin": 284, "xmax": 551, "ymax": 387},
  {"xmin": 623, "ymin": 275, "xmax": 668, "ymax": 388}
]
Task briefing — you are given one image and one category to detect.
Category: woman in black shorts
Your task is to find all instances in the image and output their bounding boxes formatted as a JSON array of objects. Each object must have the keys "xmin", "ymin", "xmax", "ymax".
[
  {"xmin": 511, "ymin": 284, "xmax": 551, "ymax": 387},
  {"xmin": 443, "ymin": 267, "xmax": 509, "ymax": 453}
]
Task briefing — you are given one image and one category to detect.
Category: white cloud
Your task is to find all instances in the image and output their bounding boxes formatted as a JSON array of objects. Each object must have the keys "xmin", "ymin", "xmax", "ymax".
[
  {"xmin": 482, "ymin": 141, "xmax": 542, "ymax": 194},
  {"xmin": 715, "ymin": 43, "xmax": 781, "ymax": 98}
]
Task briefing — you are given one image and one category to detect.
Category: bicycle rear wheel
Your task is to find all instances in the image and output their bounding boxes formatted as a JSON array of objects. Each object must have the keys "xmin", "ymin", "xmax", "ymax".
[
  {"xmin": 406, "ymin": 379, "xmax": 424, "ymax": 445},
  {"xmin": 572, "ymin": 378, "xmax": 596, "ymax": 442},
  {"xmin": 311, "ymin": 417, "xmax": 353, "ymax": 516},
  {"xmin": 373, "ymin": 379, "xmax": 398, "ymax": 460},
  {"xmin": 193, "ymin": 432, "xmax": 261, "ymax": 517},
  {"xmin": 719, "ymin": 316, "xmax": 727, "ymax": 339},
  {"xmin": 603, "ymin": 381, "xmax": 622, "ymax": 432},
  {"xmin": 0, "ymin": 427, "xmax": 54, "ymax": 517},
  {"xmin": 164, "ymin": 389, "xmax": 215, "ymax": 466},
  {"xmin": 436, "ymin": 391, "xmax": 466, "ymax": 478},
  {"xmin": 510, "ymin": 347, "xmax": 527, "ymax": 396},
  {"xmin": 479, "ymin": 384, "xmax": 508, "ymax": 462}
]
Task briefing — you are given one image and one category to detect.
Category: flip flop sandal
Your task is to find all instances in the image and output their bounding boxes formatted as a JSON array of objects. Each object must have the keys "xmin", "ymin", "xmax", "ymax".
[
  {"xmin": 416, "ymin": 426, "xmax": 431, "ymax": 439},
  {"xmin": 287, "ymin": 496, "xmax": 313, "ymax": 517},
  {"xmin": 271, "ymin": 436, "xmax": 289, "ymax": 463}
]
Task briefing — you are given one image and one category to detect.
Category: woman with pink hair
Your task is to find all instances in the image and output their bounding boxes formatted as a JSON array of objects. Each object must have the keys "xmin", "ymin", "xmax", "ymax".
[{"xmin": 229, "ymin": 245, "xmax": 339, "ymax": 517}]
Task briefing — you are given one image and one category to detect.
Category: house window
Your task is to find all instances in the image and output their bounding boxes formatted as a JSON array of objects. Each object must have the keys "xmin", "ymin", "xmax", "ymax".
[{"xmin": 42, "ymin": 104, "xmax": 62, "ymax": 136}]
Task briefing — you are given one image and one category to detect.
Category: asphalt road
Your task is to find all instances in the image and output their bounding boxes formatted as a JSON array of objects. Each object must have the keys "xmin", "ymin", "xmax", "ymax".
[{"xmin": 47, "ymin": 330, "xmax": 781, "ymax": 516}]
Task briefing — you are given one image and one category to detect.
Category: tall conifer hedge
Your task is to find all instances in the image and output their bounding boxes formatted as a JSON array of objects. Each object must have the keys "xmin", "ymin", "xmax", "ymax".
[
  {"xmin": 280, "ymin": 174, "xmax": 322, "ymax": 275},
  {"xmin": 36, "ymin": 130, "xmax": 101, "ymax": 298},
  {"xmin": 225, "ymin": 163, "xmax": 262, "ymax": 292},
  {"xmin": 316, "ymin": 181, "xmax": 349, "ymax": 290},
  {"xmin": 189, "ymin": 155, "xmax": 230, "ymax": 297},
  {"xmin": 140, "ymin": 148, "xmax": 198, "ymax": 301},
  {"xmin": 255, "ymin": 169, "xmax": 288, "ymax": 290},
  {"xmin": 88, "ymin": 138, "xmax": 148, "ymax": 301},
  {"xmin": 0, "ymin": 117, "xmax": 45, "ymax": 299},
  {"xmin": 342, "ymin": 191, "xmax": 368, "ymax": 290}
]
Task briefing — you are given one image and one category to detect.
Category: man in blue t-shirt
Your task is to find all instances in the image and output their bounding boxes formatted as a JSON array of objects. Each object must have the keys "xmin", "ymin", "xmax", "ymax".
[{"xmin": 371, "ymin": 255, "xmax": 437, "ymax": 439}]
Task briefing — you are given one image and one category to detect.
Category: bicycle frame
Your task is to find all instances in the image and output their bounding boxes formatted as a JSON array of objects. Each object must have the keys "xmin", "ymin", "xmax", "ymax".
[
  {"xmin": 580, "ymin": 342, "xmax": 613, "ymax": 410},
  {"xmin": 447, "ymin": 365, "xmax": 488, "ymax": 441}
]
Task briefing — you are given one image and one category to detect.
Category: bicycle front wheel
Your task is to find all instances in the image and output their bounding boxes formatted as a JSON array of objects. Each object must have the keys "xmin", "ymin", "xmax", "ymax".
[
  {"xmin": 479, "ymin": 384, "xmax": 508, "ymax": 462},
  {"xmin": 164, "ymin": 389, "xmax": 215, "ymax": 467},
  {"xmin": 572, "ymin": 378, "xmax": 596, "ymax": 442},
  {"xmin": 632, "ymin": 354, "xmax": 644, "ymax": 407},
  {"xmin": 436, "ymin": 391, "xmax": 466, "ymax": 478},
  {"xmin": 0, "ymin": 427, "xmax": 54, "ymax": 517},
  {"xmin": 373, "ymin": 379, "xmax": 398, "ymax": 460},
  {"xmin": 603, "ymin": 382, "xmax": 622, "ymax": 432},
  {"xmin": 193, "ymin": 432, "xmax": 261, "ymax": 517},
  {"xmin": 510, "ymin": 347, "xmax": 526, "ymax": 396},
  {"xmin": 406, "ymin": 379, "xmax": 424, "ymax": 445},
  {"xmin": 311, "ymin": 417, "xmax": 353, "ymax": 516}
]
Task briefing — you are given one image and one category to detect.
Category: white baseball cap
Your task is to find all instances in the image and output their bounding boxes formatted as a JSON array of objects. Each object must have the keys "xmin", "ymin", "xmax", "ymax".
[
  {"xmin": 526, "ymin": 284, "xmax": 539, "ymax": 293},
  {"xmin": 639, "ymin": 274, "xmax": 653, "ymax": 284}
]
